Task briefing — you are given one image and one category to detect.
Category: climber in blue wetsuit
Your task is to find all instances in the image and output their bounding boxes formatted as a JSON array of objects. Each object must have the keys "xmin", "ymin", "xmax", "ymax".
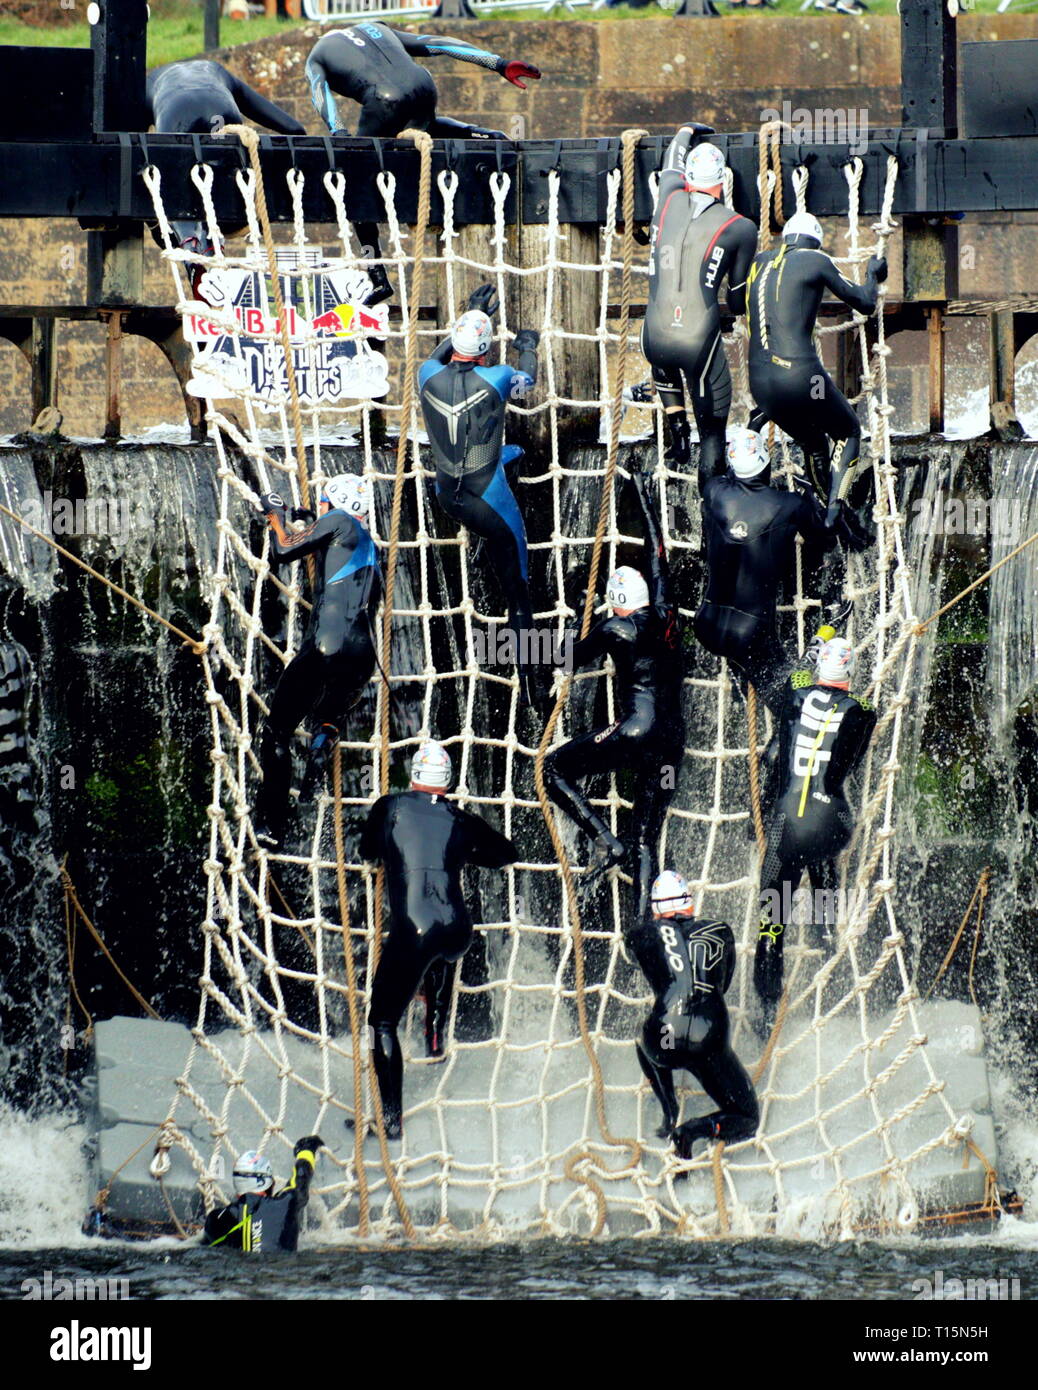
[
  {"xmin": 418, "ymin": 284, "xmax": 542, "ymax": 708},
  {"xmin": 306, "ymin": 24, "xmax": 540, "ymax": 304},
  {"xmin": 254, "ymin": 473, "xmax": 382, "ymax": 850}
]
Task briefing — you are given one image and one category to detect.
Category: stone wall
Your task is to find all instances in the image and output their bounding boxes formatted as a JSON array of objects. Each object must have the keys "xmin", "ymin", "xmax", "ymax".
[{"xmin": 2, "ymin": 14, "xmax": 1038, "ymax": 436}]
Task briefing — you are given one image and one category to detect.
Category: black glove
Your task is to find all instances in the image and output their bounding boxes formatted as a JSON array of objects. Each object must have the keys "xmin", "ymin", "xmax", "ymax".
[
  {"xmin": 471, "ymin": 128, "xmax": 507, "ymax": 141},
  {"xmin": 790, "ymin": 473, "xmax": 815, "ymax": 499},
  {"xmin": 512, "ymin": 329, "xmax": 540, "ymax": 354},
  {"xmin": 834, "ymin": 504, "xmax": 875, "ymax": 553},
  {"xmin": 467, "ymin": 283, "xmax": 499, "ymax": 318},
  {"xmin": 291, "ymin": 506, "xmax": 316, "ymax": 524},
  {"xmin": 294, "ymin": 1134, "xmax": 324, "ymax": 1156},
  {"xmin": 259, "ymin": 491, "xmax": 286, "ymax": 514},
  {"xmin": 867, "ymin": 255, "xmax": 888, "ymax": 283}
]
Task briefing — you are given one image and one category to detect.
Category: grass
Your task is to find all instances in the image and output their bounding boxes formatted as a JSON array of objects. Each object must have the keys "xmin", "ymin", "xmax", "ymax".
[{"xmin": 0, "ymin": 0, "xmax": 1020, "ymax": 69}]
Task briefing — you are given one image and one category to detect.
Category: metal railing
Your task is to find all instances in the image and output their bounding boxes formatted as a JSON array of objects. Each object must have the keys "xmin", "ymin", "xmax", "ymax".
[{"xmin": 299, "ymin": 0, "xmax": 601, "ymax": 22}]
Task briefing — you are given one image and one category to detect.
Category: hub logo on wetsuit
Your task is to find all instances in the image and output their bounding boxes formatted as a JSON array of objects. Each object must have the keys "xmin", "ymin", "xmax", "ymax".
[{"xmin": 185, "ymin": 249, "xmax": 389, "ymax": 407}]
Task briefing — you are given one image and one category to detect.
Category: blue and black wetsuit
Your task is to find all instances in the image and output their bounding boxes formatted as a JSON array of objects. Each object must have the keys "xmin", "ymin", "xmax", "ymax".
[
  {"xmin": 147, "ymin": 60, "xmax": 304, "ymax": 257},
  {"xmin": 626, "ymin": 910, "xmax": 758, "ymax": 1155},
  {"xmin": 694, "ymin": 466, "xmax": 835, "ymax": 715},
  {"xmin": 643, "ymin": 127, "xmax": 757, "ymax": 490},
  {"xmin": 755, "ymin": 670, "xmax": 876, "ymax": 1028},
  {"xmin": 361, "ymin": 789, "xmax": 516, "ymax": 1136},
  {"xmin": 746, "ymin": 239, "xmax": 885, "ymax": 528},
  {"xmin": 255, "ymin": 502, "xmax": 382, "ymax": 846},
  {"xmin": 201, "ymin": 1146, "xmax": 317, "ymax": 1253},
  {"xmin": 545, "ymin": 470, "xmax": 684, "ymax": 904},
  {"xmin": 418, "ymin": 334, "xmax": 539, "ymax": 702}
]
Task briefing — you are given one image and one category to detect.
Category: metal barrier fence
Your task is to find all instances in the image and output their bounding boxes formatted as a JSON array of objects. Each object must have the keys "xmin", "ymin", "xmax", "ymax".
[{"xmin": 299, "ymin": 0, "xmax": 601, "ymax": 22}]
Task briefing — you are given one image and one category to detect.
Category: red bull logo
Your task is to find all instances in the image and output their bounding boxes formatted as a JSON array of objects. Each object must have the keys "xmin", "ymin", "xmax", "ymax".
[{"xmin": 312, "ymin": 303, "xmax": 385, "ymax": 337}]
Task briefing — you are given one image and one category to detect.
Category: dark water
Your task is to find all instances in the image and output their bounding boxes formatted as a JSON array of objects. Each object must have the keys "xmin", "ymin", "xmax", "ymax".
[{"xmin": 3, "ymin": 1236, "xmax": 1037, "ymax": 1301}]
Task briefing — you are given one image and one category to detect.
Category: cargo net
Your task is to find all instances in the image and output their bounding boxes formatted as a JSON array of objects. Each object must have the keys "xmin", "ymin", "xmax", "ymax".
[{"xmin": 140, "ymin": 128, "xmax": 992, "ymax": 1240}]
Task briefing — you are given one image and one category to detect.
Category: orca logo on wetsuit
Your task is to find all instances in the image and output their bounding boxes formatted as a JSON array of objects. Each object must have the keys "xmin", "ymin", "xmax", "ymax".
[
  {"xmin": 345, "ymin": 28, "xmax": 366, "ymax": 46},
  {"xmin": 658, "ymin": 921, "xmax": 685, "ymax": 975},
  {"xmin": 688, "ymin": 923, "xmax": 728, "ymax": 992}
]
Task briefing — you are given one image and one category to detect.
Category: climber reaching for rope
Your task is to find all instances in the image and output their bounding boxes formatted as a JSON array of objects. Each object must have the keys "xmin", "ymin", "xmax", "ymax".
[
  {"xmin": 746, "ymin": 211, "xmax": 886, "ymax": 545},
  {"xmin": 640, "ymin": 130, "xmax": 758, "ymax": 490},
  {"xmin": 253, "ymin": 474, "xmax": 382, "ymax": 851},
  {"xmin": 545, "ymin": 460, "xmax": 684, "ymax": 901},
  {"xmin": 626, "ymin": 871, "xmax": 758, "ymax": 1156},
  {"xmin": 694, "ymin": 427, "xmax": 840, "ymax": 716},
  {"xmin": 201, "ymin": 1137, "xmax": 323, "ymax": 1252},
  {"xmin": 146, "ymin": 60, "xmax": 305, "ymax": 266},
  {"xmin": 418, "ymin": 286, "xmax": 544, "ymax": 710},
  {"xmin": 306, "ymin": 24, "xmax": 540, "ymax": 305},
  {"xmin": 359, "ymin": 741, "xmax": 517, "ymax": 1140},
  {"xmin": 754, "ymin": 636, "xmax": 876, "ymax": 1034}
]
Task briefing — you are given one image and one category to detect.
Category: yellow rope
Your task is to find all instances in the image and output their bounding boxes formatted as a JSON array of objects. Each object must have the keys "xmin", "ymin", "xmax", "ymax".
[
  {"xmin": 746, "ymin": 683, "xmax": 767, "ymax": 857},
  {"xmin": 915, "ymin": 526, "xmax": 1038, "ymax": 635},
  {"xmin": 332, "ymin": 744, "xmax": 371, "ymax": 1238},
  {"xmin": 0, "ymin": 500, "xmax": 205, "ymax": 655},
  {"xmin": 925, "ymin": 866, "xmax": 991, "ymax": 1005},
  {"xmin": 711, "ymin": 1142, "xmax": 730, "ymax": 1235},
  {"xmin": 533, "ymin": 130, "xmax": 648, "ymax": 1183},
  {"xmin": 61, "ymin": 860, "xmax": 162, "ymax": 1021}
]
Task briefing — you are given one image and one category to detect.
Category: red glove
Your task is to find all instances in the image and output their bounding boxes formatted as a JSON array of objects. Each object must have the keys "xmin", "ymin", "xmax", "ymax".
[{"xmin": 502, "ymin": 60, "xmax": 541, "ymax": 90}]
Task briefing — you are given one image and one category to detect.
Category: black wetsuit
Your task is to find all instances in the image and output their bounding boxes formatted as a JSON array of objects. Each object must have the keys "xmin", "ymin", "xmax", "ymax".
[
  {"xmin": 747, "ymin": 239, "xmax": 884, "ymax": 524},
  {"xmin": 755, "ymin": 669, "xmax": 876, "ymax": 1025},
  {"xmin": 545, "ymin": 470, "xmax": 684, "ymax": 908},
  {"xmin": 202, "ymin": 1148, "xmax": 316, "ymax": 1253},
  {"xmin": 418, "ymin": 336, "xmax": 539, "ymax": 703},
  {"xmin": 255, "ymin": 504, "xmax": 382, "ymax": 845},
  {"xmin": 147, "ymin": 61, "xmax": 304, "ymax": 253},
  {"xmin": 361, "ymin": 789, "xmax": 517, "ymax": 1135},
  {"xmin": 694, "ymin": 467, "xmax": 834, "ymax": 714},
  {"xmin": 306, "ymin": 23, "xmax": 514, "ymax": 285},
  {"xmin": 626, "ymin": 910, "xmax": 758, "ymax": 1155},
  {"xmin": 643, "ymin": 128, "xmax": 757, "ymax": 490}
]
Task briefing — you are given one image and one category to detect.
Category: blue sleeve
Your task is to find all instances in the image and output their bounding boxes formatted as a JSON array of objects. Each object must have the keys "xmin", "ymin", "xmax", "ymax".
[{"xmin": 476, "ymin": 364, "xmax": 531, "ymax": 402}]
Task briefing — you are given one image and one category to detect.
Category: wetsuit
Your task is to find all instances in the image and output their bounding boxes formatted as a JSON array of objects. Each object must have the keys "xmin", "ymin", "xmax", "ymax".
[
  {"xmin": 306, "ymin": 24, "xmax": 535, "ymax": 296},
  {"xmin": 626, "ymin": 910, "xmax": 758, "ymax": 1155},
  {"xmin": 418, "ymin": 332, "xmax": 539, "ymax": 704},
  {"xmin": 755, "ymin": 669, "xmax": 876, "ymax": 1026},
  {"xmin": 694, "ymin": 467, "xmax": 835, "ymax": 714},
  {"xmin": 255, "ymin": 501, "xmax": 382, "ymax": 846},
  {"xmin": 361, "ymin": 789, "xmax": 517, "ymax": 1136},
  {"xmin": 545, "ymin": 469, "xmax": 684, "ymax": 905},
  {"xmin": 643, "ymin": 127, "xmax": 757, "ymax": 490},
  {"xmin": 202, "ymin": 1145, "xmax": 317, "ymax": 1253},
  {"xmin": 147, "ymin": 61, "xmax": 304, "ymax": 255},
  {"xmin": 746, "ymin": 238, "xmax": 885, "ymax": 525}
]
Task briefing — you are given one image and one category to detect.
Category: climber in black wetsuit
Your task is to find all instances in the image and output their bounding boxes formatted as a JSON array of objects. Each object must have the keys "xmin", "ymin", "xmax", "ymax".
[
  {"xmin": 545, "ymin": 461, "xmax": 684, "ymax": 905},
  {"xmin": 418, "ymin": 285, "xmax": 542, "ymax": 708},
  {"xmin": 360, "ymin": 740, "xmax": 516, "ymax": 1139},
  {"xmin": 306, "ymin": 24, "xmax": 540, "ymax": 303},
  {"xmin": 746, "ymin": 210, "xmax": 887, "ymax": 533},
  {"xmin": 627, "ymin": 871, "xmax": 758, "ymax": 1157},
  {"xmin": 643, "ymin": 131, "xmax": 757, "ymax": 490},
  {"xmin": 754, "ymin": 636, "xmax": 876, "ymax": 1031},
  {"xmin": 694, "ymin": 426, "xmax": 836, "ymax": 715},
  {"xmin": 147, "ymin": 60, "xmax": 304, "ymax": 260},
  {"xmin": 202, "ymin": 1136, "xmax": 323, "ymax": 1253},
  {"xmin": 254, "ymin": 474, "xmax": 381, "ymax": 850}
]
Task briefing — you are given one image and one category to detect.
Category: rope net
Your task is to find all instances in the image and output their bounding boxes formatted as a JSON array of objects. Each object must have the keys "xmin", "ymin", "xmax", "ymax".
[{"xmin": 140, "ymin": 135, "xmax": 987, "ymax": 1240}]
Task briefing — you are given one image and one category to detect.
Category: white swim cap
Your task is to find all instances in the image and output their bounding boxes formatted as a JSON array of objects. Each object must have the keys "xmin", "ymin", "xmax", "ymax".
[
  {"xmin": 322, "ymin": 473, "xmax": 372, "ymax": 520},
  {"xmin": 686, "ymin": 142, "xmax": 726, "ymax": 190},
  {"xmin": 410, "ymin": 739, "xmax": 452, "ymax": 791},
  {"xmin": 726, "ymin": 428, "xmax": 769, "ymax": 480},
  {"xmin": 817, "ymin": 636, "xmax": 854, "ymax": 684},
  {"xmin": 233, "ymin": 1150, "xmax": 274, "ymax": 1197},
  {"xmin": 651, "ymin": 870, "xmax": 695, "ymax": 917},
  {"xmin": 451, "ymin": 309, "xmax": 493, "ymax": 359},
  {"xmin": 606, "ymin": 566, "xmax": 650, "ymax": 614},
  {"xmin": 782, "ymin": 211, "xmax": 824, "ymax": 246}
]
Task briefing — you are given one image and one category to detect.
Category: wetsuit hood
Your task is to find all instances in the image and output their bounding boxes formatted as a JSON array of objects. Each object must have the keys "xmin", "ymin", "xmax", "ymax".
[{"xmin": 725, "ymin": 464, "xmax": 772, "ymax": 489}]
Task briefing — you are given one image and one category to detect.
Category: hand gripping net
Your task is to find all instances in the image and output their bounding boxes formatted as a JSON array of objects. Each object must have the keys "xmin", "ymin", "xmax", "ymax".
[{"xmin": 140, "ymin": 129, "xmax": 993, "ymax": 1240}]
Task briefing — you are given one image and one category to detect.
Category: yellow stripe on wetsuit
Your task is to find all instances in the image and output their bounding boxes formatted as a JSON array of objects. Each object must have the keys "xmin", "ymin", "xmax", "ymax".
[{"xmin": 797, "ymin": 705, "xmax": 837, "ymax": 818}]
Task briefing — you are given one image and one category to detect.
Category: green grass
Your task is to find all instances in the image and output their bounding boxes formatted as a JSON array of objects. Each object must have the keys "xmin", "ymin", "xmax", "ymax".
[{"xmin": 0, "ymin": 0, "xmax": 1017, "ymax": 69}]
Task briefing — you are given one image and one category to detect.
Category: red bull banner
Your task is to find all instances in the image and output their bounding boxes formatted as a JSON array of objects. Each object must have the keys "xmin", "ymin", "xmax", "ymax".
[{"xmin": 183, "ymin": 250, "xmax": 390, "ymax": 408}]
